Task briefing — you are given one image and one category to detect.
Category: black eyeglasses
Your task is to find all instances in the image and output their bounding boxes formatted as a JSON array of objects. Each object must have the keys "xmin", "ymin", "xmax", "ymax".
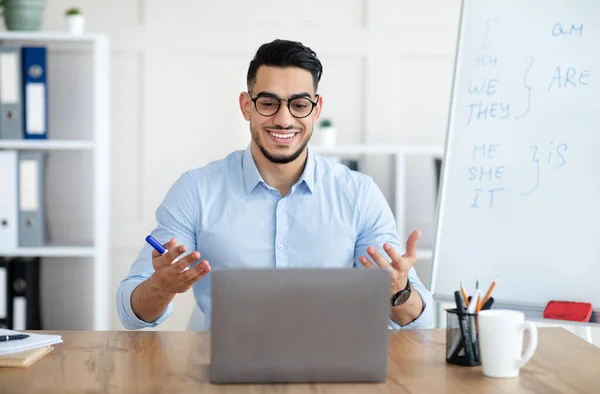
[{"xmin": 248, "ymin": 92, "xmax": 319, "ymax": 119}]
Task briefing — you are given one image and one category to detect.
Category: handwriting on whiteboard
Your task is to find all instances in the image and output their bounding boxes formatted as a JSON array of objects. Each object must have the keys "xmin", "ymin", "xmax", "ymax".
[{"xmin": 463, "ymin": 20, "xmax": 582, "ymax": 208}]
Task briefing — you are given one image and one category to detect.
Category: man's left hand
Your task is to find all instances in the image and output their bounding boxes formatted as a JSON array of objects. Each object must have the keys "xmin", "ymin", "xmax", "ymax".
[{"xmin": 359, "ymin": 230, "xmax": 421, "ymax": 295}]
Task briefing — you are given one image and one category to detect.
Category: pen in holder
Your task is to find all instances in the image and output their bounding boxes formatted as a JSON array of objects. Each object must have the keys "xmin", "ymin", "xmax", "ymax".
[{"xmin": 445, "ymin": 308, "xmax": 481, "ymax": 366}]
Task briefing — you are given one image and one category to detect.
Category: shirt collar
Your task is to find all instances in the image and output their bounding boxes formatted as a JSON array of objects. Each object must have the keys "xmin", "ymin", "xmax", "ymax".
[{"xmin": 242, "ymin": 145, "xmax": 316, "ymax": 195}]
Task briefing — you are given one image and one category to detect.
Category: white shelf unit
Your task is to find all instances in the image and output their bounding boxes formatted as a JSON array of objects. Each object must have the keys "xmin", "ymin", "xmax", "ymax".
[
  {"xmin": 0, "ymin": 32, "xmax": 110, "ymax": 330},
  {"xmin": 311, "ymin": 144, "xmax": 444, "ymax": 260}
]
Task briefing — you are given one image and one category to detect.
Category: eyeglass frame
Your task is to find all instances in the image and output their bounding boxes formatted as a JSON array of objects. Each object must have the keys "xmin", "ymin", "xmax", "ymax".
[{"xmin": 247, "ymin": 91, "xmax": 320, "ymax": 119}]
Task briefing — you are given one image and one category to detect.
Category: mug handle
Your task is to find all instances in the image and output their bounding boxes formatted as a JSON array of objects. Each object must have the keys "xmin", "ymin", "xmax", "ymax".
[{"xmin": 515, "ymin": 321, "xmax": 538, "ymax": 369}]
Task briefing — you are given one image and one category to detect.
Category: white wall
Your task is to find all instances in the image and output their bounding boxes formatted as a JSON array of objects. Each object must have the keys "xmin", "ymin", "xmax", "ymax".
[{"xmin": 23, "ymin": 0, "xmax": 598, "ymax": 344}]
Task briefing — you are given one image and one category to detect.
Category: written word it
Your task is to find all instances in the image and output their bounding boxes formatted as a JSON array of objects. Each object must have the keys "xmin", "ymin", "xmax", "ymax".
[
  {"xmin": 552, "ymin": 23, "xmax": 583, "ymax": 37},
  {"xmin": 472, "ymin": 54, "xmax": 498, "ymax": 68},
  {"xmin": 466, "ymin": 101, "xmax": 510, "ymax": 125},
  {"xmin": 468, "ymin": 165, "xmax": 505, "ymax": 181},
  {"xmin": 470, "ymin": 187, "xmax": 504, "ymax": 209},
  {"xmin": 548, "ymin": 67, "xmax": 591, "ymax": 90},
  {"xmin": 472, "ymin": 143, "xmax": 500, "ymax": 160},
  {"xmin": 468, "ymin": 78, "xmax": 499, "ymax": 95}
]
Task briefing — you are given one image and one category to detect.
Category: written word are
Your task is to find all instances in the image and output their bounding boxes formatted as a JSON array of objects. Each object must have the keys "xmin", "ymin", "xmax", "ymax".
[
  {"xmin": 472, "ymin": 54, "xmax": 497, "ymax": 68},
  {"xmin": 552, "ymin": 23, "xmax": 583, "ymax": 36},
  {"xmin": 548, "ymin": 67, "xmax": 591, "ymax": 90},
  {"xmin": 466, "ymin": 101, "xmax": 510, "ymax": 125},
  {"xmin": 468, "ymin": 78, "xmax": 499, "ymax": 95},
  {"xmin": 471, "ymin": 188, "xmax": 504, "ymax": 208},
  {"xmin": 472, "ymin": 143, "xmax": 500, "ymax": 159},
  {"xmin": 468, "ymin": 165, "xmax": 505, "ymax": 181}
]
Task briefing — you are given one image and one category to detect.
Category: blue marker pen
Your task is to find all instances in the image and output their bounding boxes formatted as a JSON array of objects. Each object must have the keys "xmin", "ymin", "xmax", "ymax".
[{"xmin": 146, "ymin": 235, "xmax": 188, "ymax": 269}]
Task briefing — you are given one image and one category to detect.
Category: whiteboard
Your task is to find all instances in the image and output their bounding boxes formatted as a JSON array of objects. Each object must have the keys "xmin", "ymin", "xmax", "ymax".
[{"xmin": 431, "ymin": 0, "xmax": 600, "ymax": 315}]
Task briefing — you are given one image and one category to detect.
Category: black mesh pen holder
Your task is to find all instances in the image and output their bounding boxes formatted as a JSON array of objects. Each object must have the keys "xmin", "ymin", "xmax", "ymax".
[{"xmin": 445, "ymin": 308, "xmax": 481, "ymax": 366}]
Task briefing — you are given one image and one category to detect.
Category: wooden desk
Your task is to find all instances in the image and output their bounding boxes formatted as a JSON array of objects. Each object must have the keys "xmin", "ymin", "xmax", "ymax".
[{"xmin": 1, "ymin": 328, "xmax": 599, "ymax": 393}]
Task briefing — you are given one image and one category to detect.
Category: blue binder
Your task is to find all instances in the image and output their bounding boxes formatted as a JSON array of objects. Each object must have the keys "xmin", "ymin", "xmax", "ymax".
[{"xmin": 21, "ymin": 47, "xmax": 47, "ymax": 139}]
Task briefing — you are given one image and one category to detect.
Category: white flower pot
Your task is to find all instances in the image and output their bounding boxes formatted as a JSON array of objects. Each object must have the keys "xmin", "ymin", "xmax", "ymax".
[
  {"xmin": 319, "ymin": 126, "xmax": 337, "ymax": 148},
  {"xmin": 66, "ymin": 15, "xmax": 85, "ymax": 35}
]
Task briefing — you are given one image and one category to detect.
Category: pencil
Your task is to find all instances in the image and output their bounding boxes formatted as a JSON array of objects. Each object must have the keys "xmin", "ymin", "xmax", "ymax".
[
  {"xmin": 482, "ymin": 274, "xmax": 499, "ymax": 305},
  {"xmin": 460, "ymin": 282, "xmax": 469, "ymax": 307}
]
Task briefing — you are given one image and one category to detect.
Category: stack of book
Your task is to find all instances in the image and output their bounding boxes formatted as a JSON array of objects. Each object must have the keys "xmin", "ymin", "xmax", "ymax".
[{"xmin": 0, "ymin": 329, "xmax": 61, "ymax": 368}]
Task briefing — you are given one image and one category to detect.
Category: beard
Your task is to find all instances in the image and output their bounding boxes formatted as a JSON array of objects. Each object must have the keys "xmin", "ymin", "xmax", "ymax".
[{"xmin": 251, "ymin": 125, "xmax": 312, "ymax": 164}]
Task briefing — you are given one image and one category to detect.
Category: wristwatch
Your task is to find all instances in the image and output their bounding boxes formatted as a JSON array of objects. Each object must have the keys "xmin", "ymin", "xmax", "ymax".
[{"xmin": 391, "ymin": 278, "xmax": 412, "ymax": 307}]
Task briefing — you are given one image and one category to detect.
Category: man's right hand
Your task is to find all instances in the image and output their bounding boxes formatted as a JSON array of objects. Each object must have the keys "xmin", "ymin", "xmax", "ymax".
[
  {"xmin": 131, "ymin": 237, "xmax": 211, "ymax": 323},
  {"xmin": 148, "ymin": 237, "xmax": 212, "ymax": 295}
]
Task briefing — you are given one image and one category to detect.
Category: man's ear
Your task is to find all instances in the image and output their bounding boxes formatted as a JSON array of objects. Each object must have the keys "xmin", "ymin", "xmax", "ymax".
[
  {"xmin": 239, "ymin": 92, "xmax": 251, "ymax": 121},
  {"xmin": 313, "ymin": 95, "xmax": 324, "ymax": 122}
]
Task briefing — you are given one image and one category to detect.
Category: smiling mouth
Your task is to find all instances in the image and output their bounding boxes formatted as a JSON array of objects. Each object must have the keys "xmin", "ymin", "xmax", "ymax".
[{"xmin": 266, "ymin": 129, "xmax": 300, "ymax": 143}]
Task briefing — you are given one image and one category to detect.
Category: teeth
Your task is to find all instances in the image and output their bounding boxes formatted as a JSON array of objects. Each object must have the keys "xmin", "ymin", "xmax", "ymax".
[{"xmin": 269, "ymin": 131, "xmax": 296, "ymax": 139}]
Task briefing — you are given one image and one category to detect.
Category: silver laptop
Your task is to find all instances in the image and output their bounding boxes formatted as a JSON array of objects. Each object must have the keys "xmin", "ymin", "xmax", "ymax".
[{"xmin": 209, "ymin": 268, "xmax": 391, "ymax": 384}]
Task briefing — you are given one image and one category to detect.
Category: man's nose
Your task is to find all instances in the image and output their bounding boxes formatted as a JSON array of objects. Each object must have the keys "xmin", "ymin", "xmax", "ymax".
[{"xmin": 272, "ymin": 103, "xmax": 296, "ymax": 128}]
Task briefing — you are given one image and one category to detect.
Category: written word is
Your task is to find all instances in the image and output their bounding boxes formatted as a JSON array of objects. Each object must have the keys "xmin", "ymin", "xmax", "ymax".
[
  {"xmin": 472, "ymin": 54, "xmax": 498, "ymax": 68},
  {"xmin": 552, "ymin": 23, "xmax": 583, "ymax": 36},
  {"xmin": 471, "ymin": 188, "xmax": 504, "ymax": 208},
  {"xmin": 548, "ymin": 67, "xmax": 591, "ymax": 90},
  {"xmin": 466, "ymin": 102, "xmax": 510, "ymax": 125},
  {"xmin": 468, "ymin": 78, "xmax": 499, "ymax": 95},
  {"xmin": 521, "ymin": 142, "xmax": 568, "ymax": 196}
]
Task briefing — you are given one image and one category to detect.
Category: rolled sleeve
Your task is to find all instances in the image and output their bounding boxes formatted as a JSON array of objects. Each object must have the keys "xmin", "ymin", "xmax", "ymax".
[
  {"xmin": 388, "ymin": 267, "xmax": 435, "ymax": 329},
  {"xmin": 115, "ymin": 172, "xmax": 199, "ymax": 330},
  {"xmin": 116, "ymin": 277, "xmax": 174, "ymax": 330},
  {"xmin": 354, "ymin": 176, "xmax": 434, "ymax": 330}
]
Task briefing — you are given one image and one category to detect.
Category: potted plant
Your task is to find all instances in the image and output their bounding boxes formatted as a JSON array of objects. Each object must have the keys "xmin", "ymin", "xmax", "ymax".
[
  {"xmin": 318, "ymin": 119, "xmax": 337, "ymax": 148},
  {"xmin": 0, "ymin": 0, "xmax": 46, "ymax": 31},
  {"xmin": 65, "ymin": 7, "xmax": 84, "ymax": 35}
]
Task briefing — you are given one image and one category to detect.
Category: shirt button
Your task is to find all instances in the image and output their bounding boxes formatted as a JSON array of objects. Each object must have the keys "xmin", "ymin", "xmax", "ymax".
[
  {"xmin": 278, "ymin": 203, "xmax": 283, "ymax": 210},
  {"xmin": 278, "ymin": 244, "xmax": 284, "ymax": 250}
]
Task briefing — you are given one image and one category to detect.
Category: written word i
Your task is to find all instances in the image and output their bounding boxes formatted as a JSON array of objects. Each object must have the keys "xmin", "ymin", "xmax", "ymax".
[{"xmin": 548, "ymin": 67, "xmax": 591, "ymax": 90}]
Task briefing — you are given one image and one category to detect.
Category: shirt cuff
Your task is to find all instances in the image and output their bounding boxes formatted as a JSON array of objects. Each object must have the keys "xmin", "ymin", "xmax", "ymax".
[{"xmin": 117, "ymin": 278, "xmax": 173, "ymax": 330}]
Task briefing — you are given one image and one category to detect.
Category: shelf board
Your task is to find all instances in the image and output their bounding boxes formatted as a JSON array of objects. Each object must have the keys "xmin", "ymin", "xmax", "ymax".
[
  {"xmin": 1, "ymin": 246, "xmax": 96, "ymax": 257},
  {"xmin": 417, "ymin": 248, "xmax": 433, "ymax": 260},
  {"xmin": 0, "ymin": 140, "xmax": 95, "ymax": 150},
  {"xmin": 311, "ymin": 145, "xmax": 444, "ymax": 155},
  {"xmin": 0, "ymin": 31, "xmax": 106, "ymax": 43}
]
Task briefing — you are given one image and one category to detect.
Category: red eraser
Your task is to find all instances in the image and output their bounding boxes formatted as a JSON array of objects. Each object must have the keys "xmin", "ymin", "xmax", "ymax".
[{"xmin": 543, "ymin": 300, "xmax": 593, "ymax": 322}]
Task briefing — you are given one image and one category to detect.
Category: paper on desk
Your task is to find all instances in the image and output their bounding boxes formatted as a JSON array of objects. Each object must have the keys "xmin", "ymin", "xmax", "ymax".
[{"xmin": 0, "ymin": 329, "xmax": 62, "ymax": 356}]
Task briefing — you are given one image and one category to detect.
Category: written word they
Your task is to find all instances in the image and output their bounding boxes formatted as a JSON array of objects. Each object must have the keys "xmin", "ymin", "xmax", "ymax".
[
  {"xmin": 466, "ymin": 101, "xmax": 510, "ymax": 125},
  {"xmin": 548, "ymin": 67, "xmax": 591, "ymax": 90}
]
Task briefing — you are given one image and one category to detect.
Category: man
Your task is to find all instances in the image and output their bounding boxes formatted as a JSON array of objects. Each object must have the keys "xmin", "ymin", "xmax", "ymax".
[{"xmin": 116, "ymin": 39, "xmax": 434, "ymax": 331}]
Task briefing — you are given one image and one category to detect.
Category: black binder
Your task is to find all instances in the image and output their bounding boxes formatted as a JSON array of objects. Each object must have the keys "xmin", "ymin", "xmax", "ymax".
[{"xmin": 8, "ymin": 256, "xmax": 42, "ymax": 330}]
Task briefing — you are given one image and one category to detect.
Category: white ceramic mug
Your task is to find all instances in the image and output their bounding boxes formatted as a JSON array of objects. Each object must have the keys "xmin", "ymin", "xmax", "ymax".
[{"xmin": 477, "ymin": 309, "xmax": 538, "ymax": 378}]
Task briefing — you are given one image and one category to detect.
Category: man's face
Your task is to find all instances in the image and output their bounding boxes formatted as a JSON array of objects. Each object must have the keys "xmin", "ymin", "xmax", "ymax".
[{"xmin": 241, "ymin": 66, "xmax": 322, "ymax": 164}]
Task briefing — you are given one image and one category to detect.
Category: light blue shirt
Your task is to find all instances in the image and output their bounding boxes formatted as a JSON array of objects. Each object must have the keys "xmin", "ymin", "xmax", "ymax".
[{"xmin": 116, "ymin": 145, "xmax": 434, "ymax": 331}]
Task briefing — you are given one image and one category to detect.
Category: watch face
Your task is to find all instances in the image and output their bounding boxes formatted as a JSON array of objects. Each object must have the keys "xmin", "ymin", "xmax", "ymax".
[{"xmin": 393, "ymin": 290, "xmax": 411, "ymax": 306}]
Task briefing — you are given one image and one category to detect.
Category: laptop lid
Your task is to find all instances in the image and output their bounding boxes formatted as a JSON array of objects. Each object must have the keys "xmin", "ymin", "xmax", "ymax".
[{"xmin": 210, "ymin": 268, "xmax": 391, "ymax": 383}]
